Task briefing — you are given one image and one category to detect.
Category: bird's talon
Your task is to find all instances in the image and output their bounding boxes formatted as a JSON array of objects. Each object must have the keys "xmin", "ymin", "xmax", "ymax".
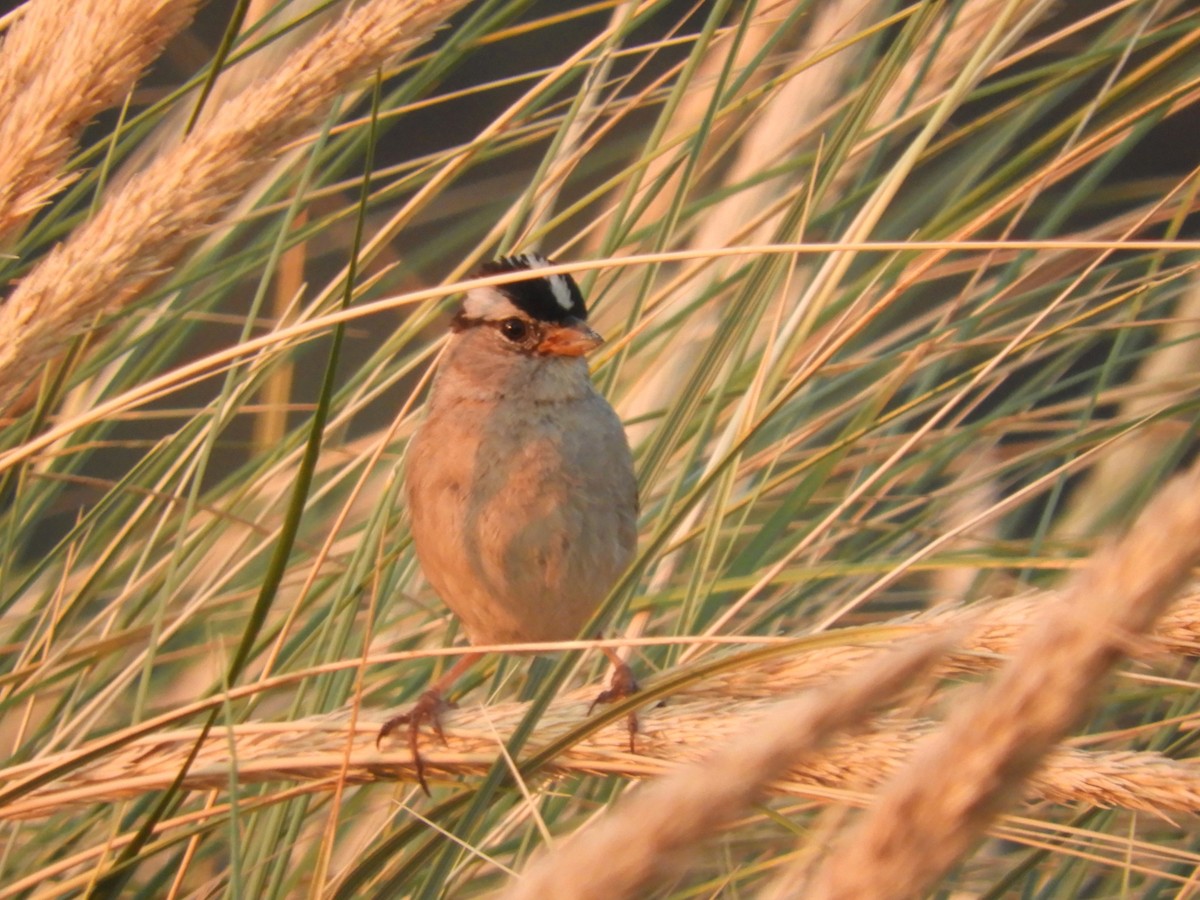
[
  {"xmin": 588, "ymin": 661, "xmax": 642, "ymax": 752},
  {"xmin": 377, "ymin": 689, "xmax": 448, "ymax": 796}
]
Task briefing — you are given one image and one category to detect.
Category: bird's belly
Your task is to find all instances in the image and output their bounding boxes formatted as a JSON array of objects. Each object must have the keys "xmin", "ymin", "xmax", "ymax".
[{"xmin": 406, "ymin": 415, "xmax": 632, "ymax": 646}]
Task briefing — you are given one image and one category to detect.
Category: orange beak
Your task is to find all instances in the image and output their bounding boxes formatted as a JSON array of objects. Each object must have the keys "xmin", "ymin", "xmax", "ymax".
[{"xmin": 537, "ymin": 318, "xmax": 604, "ymax": 357}]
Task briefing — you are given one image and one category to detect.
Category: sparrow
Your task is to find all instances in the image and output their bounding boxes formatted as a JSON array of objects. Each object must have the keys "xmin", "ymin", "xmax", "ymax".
[{"xmin": 378, "ymin": 253, "xmax": 639, "ymax": 793}]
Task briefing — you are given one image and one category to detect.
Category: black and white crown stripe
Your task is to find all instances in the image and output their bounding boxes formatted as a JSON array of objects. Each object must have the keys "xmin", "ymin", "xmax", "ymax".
[
  {"xmin": 461, "ymin": 253, "xmax": 588, "ymax": 325},
  {"xmin": 510, "ymin": 253, "xmax": 575, "ymax": 312}
]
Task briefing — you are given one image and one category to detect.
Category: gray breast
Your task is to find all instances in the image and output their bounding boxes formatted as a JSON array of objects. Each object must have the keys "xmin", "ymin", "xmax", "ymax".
[{"xmin": 406, "ymin": 382, "xmax": 637, "ymax": 646}]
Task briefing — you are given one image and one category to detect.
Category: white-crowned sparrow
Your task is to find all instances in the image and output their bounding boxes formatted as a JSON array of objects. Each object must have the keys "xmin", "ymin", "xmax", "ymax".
[{"xmin": 378, "ymin": 253, "xmax": 639, "ymax": 791}]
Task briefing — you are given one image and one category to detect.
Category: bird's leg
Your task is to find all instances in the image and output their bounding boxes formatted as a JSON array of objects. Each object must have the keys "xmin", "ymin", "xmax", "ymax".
[
  {"xmin": 588, "ymin": 643, "xmax": 640, "ymax": 752},
  {"xmin": 376, "ymin": 652, "xmax": 483, "ymax": 795}
]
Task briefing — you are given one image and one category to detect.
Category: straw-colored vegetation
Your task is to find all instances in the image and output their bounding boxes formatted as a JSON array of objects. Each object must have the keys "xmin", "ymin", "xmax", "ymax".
[
  {"xmin": 0, "ymin": 0, "xmax": 200, "ymax": 245},
  {"xmin": 1, "ymin": 0, "xmax": 1198, "ymax": 896}
]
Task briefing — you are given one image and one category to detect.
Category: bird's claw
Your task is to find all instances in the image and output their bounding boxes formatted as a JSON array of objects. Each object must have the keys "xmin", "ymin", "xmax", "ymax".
[
  {"xmin": 377, "ymin": 689, "xmax": 452, "ymax": 796},
  {"xmin": 588, "ymin": 661, "xmax": 640, "ymax": 753}
]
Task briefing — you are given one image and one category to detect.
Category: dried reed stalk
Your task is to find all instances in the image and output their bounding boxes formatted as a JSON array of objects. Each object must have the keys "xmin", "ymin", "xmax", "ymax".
[
  {"xmin": 868, "ymin": 0, "xmax": 1040, "ymax": 132},
  {"xmin": 608, "ymin": 0, "xmax": 790, "ymax": 243},
  {"xmin": 0, "ymin": 0, "xmax": 198, "ymax": 244},
  {"xmin": 1056, "ymin": 272, "xmax": 1200, "ymax": 536},
  {"xmin": 621, "ymin": 0, "xmax": 879, "ymax": 443},
  {"xmin": 7, "ymin": 704, "xmax": 1198, "ymax": 822},
  {"xmin": 0, "ymin": 0, "xmax": 468, "ymax": 406},
  {"xmin": 800, "ymin": 457, "xmax": 1200, "ymax": 900},
  {"xmin": 685, "ymin": 585, "xmax": 1200, "ymax": 700},
  {"xmin": 500, "ymin": 634, "xmax": 954, "ymax": 900},
  {"xmin": 6, "ymin": 590, "xmax": 1200, "ymax": 821}
]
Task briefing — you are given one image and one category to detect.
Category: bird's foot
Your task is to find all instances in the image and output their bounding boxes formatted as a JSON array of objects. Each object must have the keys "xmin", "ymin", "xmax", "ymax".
[
  {"xmin": 376, "ymin": 688, "xmax": 454, "ymax": 796},
  {"xmin": 588, "ymin": 661, "xmax": 640, "ymax": 752}
]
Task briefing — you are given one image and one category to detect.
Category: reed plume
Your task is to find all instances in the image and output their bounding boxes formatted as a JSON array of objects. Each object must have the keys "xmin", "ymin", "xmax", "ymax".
[
  {"xmin": 0, "ymin": 0, "xmax": 199, "ymax": 244},
  {"xmin": 0, "ymin": 0, "xmax": 467, "ymax": 406}
]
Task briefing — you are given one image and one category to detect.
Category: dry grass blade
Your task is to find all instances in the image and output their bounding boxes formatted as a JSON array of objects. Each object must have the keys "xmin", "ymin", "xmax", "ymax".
[
  {"xmin": 1056, "ymin": 273, "xmax": 1200, "ymax": 536},
  {"xmin": 673, "ymin": 587, "xmax": 1200, "ymax": 698},
  {"xmin": 6, "ymin": 583, "xmax": 1200, "ymax": 821},
  {"xmin": 621, "ymin": 0, "xmax": 879, "ymax": 442},
  {"xmin": 800, "ymin": 457, "xmax": 1200, "ymax": 900},
  {"xmin": 498, "ymin": 634, "xmax": 952, "ymax": 900},
  {"xmin": 7, "ymin": 689, "xmax": 1200, "ymax": 823},
  {"xmin": 0, "ymin": 0, "xmax": 199, "ymax": 244},
  {"xmin": 0, "ymin": 0, "xmax": 468, "ymax": 406}
]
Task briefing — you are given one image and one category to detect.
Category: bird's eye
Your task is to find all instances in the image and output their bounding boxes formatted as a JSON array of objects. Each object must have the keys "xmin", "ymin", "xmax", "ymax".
[{"xmin": 498, "ymin": 318, "xmax": 528, "ymax": 342}]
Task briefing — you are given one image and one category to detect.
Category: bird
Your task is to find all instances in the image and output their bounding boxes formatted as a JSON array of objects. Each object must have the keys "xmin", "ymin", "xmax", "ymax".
[{"xmin": 377, "ymin": 252, "xmax": 639, "ymax": 793}]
